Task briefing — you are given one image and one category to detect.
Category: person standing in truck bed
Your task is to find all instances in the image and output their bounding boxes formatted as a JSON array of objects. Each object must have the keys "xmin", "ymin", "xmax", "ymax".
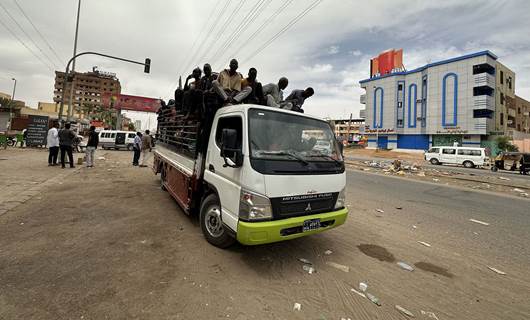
[{"xmin": 285, "ymin": 87, "xmax": 314, "ymax": 112}]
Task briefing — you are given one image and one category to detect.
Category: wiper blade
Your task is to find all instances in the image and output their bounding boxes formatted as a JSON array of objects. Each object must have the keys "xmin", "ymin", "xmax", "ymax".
[
  {"xmin": 306, "ymin": 154, "xmax": 343, "ymax": 165},
  {"xmin": 258, "ymin": 151, "xmax": 309, "ymax": 165}
]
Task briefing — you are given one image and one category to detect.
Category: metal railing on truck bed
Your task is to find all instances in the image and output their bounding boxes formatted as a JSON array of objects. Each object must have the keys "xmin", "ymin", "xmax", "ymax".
[{"xmin": 156, "ymin": 108, "xmax": 201, "ymax": 158}]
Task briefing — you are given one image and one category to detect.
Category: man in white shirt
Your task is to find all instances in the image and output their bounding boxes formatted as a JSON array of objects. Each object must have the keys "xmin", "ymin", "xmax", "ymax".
[
  {"xmin": 262, "ymin": 77, "xmax": 291, "ymax": 109},
  {"xmin": 47, "ymin": 122, "xmax": 60, "ymax": 166}
]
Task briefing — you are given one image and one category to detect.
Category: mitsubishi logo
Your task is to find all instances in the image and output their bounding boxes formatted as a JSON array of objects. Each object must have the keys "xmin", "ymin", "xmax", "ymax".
[{"xmin": 305, "ymin": 203, "xmax": 312, "ymax": 211}]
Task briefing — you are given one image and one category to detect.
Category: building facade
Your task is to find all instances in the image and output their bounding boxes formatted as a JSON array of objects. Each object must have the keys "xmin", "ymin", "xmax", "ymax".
[
  {"xmin": 332, "ymin": 118, "xmax": 365, "ymax": 141},
  {"xmin": 53, "ymin": 69, "xmax": 121, "ymax": 111},
  {"xmin": 514, "ymin": 96, "xmax": 530, "ymax": 134},
  {"xmin": 359, "ymin": 51, "xmax": 515, "ymax": 150}
]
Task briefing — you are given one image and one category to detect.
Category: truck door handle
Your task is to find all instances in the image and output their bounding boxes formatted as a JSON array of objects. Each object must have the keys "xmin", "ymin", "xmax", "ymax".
[{"xmin": 208, "ymin": 164, "xmax": 215, "ymax": 173}]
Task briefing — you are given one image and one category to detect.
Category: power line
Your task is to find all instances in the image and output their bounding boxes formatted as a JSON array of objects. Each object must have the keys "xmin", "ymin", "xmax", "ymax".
[
  {"xmin": 228, "ymin": 0, "xmax": 294, "ymax": 59},
  {"xmin": 181, "ymin": 0, "xmax": 232, "ymax": 76},
  {"xmin": 196, "ymin": 0, "xmax": 247, "ymax": 67},
  {"xmin": 210, "ymin": 0, "xmax": 272, "ymax": 69},
  {"xmin": 13, "ymin": 0, "xmax": 65, "ymax": 66},
  {"xmin": 0, "ymin": 1, "xmax": 59, "ymax": 69},
  {"xmin": 243, "ymin": 0, "xmax": 323, "ymax": 63},
  {"xmin": 175, "ymin": 0, "xmax": 222, "ymax": 79},
  {"xmin": 0, "ymin": 16, "xmax": 53, "ymax": 71}
]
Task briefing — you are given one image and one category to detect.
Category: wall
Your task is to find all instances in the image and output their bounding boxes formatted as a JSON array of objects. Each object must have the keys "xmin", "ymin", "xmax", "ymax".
[{"xmin": 495, "ymin": 62, "xmax": 516, "ymax": 133}]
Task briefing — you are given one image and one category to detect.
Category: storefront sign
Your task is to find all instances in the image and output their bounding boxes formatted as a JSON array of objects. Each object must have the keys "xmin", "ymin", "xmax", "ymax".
[
  {"xmin": 366, "ymin": 128, "xmax": 395, "ymax": 134},
  {"xmin": 26, "ymin": 115, "xmax": 49, "ymax": 146},
  {"xmin": 436, "ymin": 126, "xmax": 468, "ymax": 134}
]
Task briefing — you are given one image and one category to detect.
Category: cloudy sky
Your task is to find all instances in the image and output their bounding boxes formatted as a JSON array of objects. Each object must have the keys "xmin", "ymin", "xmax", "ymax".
[{"xmin": 1, "ymin": 0, "xmax": 530, "ymax": 119}]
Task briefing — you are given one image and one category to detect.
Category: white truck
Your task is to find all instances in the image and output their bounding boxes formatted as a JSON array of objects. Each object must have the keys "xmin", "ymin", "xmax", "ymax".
[{"xmin": 154, "ymin": 104, "xmax": 348, "ymax": 247}]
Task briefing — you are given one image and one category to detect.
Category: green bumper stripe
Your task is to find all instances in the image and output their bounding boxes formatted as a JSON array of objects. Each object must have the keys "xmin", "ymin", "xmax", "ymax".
[{"xmin": 236, "ymin": 208, "xmax": 348, "ymax": 245}]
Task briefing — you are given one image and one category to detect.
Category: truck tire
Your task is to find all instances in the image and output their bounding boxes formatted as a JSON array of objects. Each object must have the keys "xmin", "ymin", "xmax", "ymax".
[
  {"xmin": 200, "ymin": 194, "xmax": 235, "ymax": 248},
  {"xmin": 430, "ymin": 158, "xmax": 440, "ymax": 165}
]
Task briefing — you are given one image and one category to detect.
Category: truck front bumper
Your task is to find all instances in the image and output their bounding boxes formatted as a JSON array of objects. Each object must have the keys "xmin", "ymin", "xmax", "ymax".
[{"xmin": 236, "ymin": 208, "xmax": 348, "ymax": 245}]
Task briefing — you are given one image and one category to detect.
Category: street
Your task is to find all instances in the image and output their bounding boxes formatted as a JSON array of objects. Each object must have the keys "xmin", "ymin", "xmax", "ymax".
[{"xmin": 1, "ymin": 149, "xmax": 529, "ymax": 320}]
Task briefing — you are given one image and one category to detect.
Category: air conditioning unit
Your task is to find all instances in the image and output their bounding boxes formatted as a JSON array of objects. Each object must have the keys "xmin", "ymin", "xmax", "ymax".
[{"xmin": 416, "ymin": 99, "xmax": 423, "ymax": 103}]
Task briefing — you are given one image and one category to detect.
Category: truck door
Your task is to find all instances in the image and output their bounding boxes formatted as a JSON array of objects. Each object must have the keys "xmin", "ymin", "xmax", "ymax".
[
  {"xmin": 440, "ymin": 147, "xmax": 456, "ymax": 163},
  {"xmin": 204, "ymin": 114, "xmax": 244, "ymax": 232}
]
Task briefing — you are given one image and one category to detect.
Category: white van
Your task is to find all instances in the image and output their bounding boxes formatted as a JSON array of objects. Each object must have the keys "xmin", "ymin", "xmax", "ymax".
[
  {"xmin": 99, "ymin": 130, "xmax": 137, "ymax": 150},
  {"xmin": 425, "ymin": 146, "xmax": 488, "ymax": 168}
]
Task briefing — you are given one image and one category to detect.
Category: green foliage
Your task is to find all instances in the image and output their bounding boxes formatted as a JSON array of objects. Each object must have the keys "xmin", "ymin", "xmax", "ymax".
[
  {"xmin": 128, "ymin": 122, "xmax": 136, "ymax": 131},
  {"xmin": 496, "ymin": 136, "xmax": 519, "ymax": 152},
  {"xmin": 0, "ymin": 97, "xmax": 12, "ymax": 108}
]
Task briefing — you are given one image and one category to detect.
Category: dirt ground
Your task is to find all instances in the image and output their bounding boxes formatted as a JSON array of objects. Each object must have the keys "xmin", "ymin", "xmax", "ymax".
[{"xmin": 1, "ymin": 149, "xmax": 529, "ymax": 319}]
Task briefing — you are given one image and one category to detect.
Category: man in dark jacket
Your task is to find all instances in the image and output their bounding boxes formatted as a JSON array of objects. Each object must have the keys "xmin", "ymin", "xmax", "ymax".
[
  {"xmin": 85, "ymin": 126, "xmax": 99, "ymax": 168},
  {"xmin": 59, "ymin": 123, "xmax": 76, "ymax": 168}
]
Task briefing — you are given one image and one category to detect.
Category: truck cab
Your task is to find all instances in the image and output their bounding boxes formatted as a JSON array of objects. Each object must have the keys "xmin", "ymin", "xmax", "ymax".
[{"xmin": 154, "ymin": 104, "xmax": 348, "ymax": 247}]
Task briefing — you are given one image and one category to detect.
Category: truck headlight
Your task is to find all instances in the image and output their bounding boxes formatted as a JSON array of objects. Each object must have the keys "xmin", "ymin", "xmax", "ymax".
[
  {"xmin": 239, "ymin": 189, "xmax": 273, "ymax": 221},
  {"xmin": 334, "ymin": 188, "xmax": 346, "ymax": 210}
]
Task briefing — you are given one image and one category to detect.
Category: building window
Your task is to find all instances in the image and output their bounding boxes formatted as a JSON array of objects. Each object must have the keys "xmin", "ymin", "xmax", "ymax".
[
  {"xmin": 397, "ymin": 119, "xmax": 403, "ymax": 126},
  {"xmin": 500, "ymin": 92, "xmax": 504, "ymax": 105},
  {"xmin": 372, "ymin": 87, "xmax": 384, "ymax": 128},
  {"xmin": 508, "ymin": 77, "xmax": 512, "ymax": 89},
  {"xmin": 500, "ymin": 113, "xmax": 504, "ymax": 125},
  {"xmin": 500, "ymin": 71, "xmax": 504, "ymax": 84},
  {"xmin": 519, "ymin": 107, "xmax": 521, "ymax": 114}
]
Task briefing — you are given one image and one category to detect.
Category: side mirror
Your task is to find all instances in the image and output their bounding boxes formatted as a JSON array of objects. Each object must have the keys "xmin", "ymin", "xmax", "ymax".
[{"xmin": 220, "ymin": 128, "xmax": 243, "ymax": 167}]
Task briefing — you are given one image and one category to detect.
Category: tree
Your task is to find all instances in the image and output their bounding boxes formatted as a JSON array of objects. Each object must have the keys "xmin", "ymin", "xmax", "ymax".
[
  {"xmin": 0, "ymin": 97, "xmax": 11, "ymax": 109},
  {"xmin": 496, "ymin": 136, "xmax": 519, "ymax": 152},
  {"xmin": 128, "ymin": 122, "xmax": 136, "ymax": 131}
]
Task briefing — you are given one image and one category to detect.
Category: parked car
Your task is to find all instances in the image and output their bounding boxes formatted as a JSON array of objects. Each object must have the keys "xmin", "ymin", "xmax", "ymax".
[
  {"xmin": 424, "ymin": 146, "xmax": 488, "ymax": 168},
  {"xmin": 99, "ymin": 130, "xmax": 137, "ymax": 150}
]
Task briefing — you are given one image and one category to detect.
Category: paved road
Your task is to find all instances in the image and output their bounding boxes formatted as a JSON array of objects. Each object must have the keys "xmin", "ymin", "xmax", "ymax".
[
  {"xmin": 346, "ymin": 169, "xmax": 530, "ymax": 268},
  {"xmin": 1, "ymin": 150, "xmax": 529, "ymax": 319}
]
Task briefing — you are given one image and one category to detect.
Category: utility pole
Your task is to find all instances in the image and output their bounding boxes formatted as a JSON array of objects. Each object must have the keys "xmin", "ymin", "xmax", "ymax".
[
  {"xmin": 8, "ymin": 78, "xmax": 17, "ymax": 130},
  {"xmin": 66, "ymin": 0, "xmax": 81, "ymax": 121}
]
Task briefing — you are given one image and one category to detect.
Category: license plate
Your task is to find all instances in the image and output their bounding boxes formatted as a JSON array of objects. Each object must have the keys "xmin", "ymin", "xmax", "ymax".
[{"xmin": 303, "ymin": 218, "xmax": 321, "ymax": 232}]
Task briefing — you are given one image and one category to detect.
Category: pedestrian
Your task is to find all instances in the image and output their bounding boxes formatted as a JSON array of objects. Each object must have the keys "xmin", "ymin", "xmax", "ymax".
[
  {"xmin": 59, "ymin": 122, "xmax": 76, "ymax": 168},
  {"xmin": 85, "ymin": 126, "xmax": 99, "ymax": 168},
  {"xmin": 47, "ymin": 122, "xmax": 60, "ymax": 166},
  {"xmin": 139, "ymin": 130, "xmax": 152, "ymax": 167},
  {"xmin": 132, "ymin": 132, "xmax": 142, "ymax": 166}
]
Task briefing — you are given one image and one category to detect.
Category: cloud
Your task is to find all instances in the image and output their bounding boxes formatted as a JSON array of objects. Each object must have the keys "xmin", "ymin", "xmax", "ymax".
[
  {"xmin": 351, "ymin": 50, "xmax": 362, "ymax": 57},
  {"xmin": 302, "ymin": 64, "xmax": 333, "ymax": 73},
  {"xmin": 327, "ymin": 45, "xmax": 339, "ymax": 55}
]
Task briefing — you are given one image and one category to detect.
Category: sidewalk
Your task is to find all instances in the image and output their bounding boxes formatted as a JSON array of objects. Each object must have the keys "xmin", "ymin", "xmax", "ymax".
[{"xmin": 0, "ymin": 148, "xmax": 82, "ymax": 215}]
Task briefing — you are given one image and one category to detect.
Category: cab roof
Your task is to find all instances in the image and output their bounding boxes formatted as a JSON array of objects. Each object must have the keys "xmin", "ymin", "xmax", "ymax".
[{"xmin": 217, "ymin": 104, "xmax": 326, "ymax": 122}]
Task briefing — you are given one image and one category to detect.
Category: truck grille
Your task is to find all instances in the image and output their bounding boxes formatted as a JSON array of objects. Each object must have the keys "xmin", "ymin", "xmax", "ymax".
[{"xmin": 270, "ymin": 192, "xmax": 338, "ymax": 219}]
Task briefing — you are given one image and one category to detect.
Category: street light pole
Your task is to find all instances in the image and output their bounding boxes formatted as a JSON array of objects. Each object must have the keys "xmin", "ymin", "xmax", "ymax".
[
  {"xmin": 58, "ymin": 52, "xmax": 151, "ymax": 121},
  {"xmin": 8, "ymin": 78, "xmax": 17, "ymax": 130},
  {"xmin": 66, "ymin": 0, "xmax": 82, "ymax": 121}
]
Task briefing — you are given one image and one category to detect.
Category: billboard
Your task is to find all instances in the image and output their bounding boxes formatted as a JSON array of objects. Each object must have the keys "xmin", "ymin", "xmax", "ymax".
[{"xmin": 370, "ymin": 49, "xmax": 404, "ymax": 77}]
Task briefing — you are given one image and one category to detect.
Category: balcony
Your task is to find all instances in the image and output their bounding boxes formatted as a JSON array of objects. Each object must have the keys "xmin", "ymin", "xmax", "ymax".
[
  {"xmin": 474, "ymin": 73, "xmax": 495, "ymax": 88},
  {"xmin": 360, "ymin": 94, "xmax": 366, "ymax": 104},
  {"xmin": 474, "ymin": 117, "xmax": 488, "ymax": 131},
  {"xmin": 473, "ymin": 95, "xmax": 494, "ymax": 111}
]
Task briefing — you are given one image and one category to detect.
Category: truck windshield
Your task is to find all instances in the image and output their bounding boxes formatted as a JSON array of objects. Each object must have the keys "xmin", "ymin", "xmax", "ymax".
[{"xmin": 248, "ymin": 108, "xmax": 343, "ymax": 173}]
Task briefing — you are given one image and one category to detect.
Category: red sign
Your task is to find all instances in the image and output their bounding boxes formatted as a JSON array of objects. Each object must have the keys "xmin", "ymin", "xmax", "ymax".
[
  {"xmin": 101, "ymin": 93, "xmax": 160, "ymax": 113},
  {"xmin": 370, "ymin": 49, "xmax": 404, "ymax": 77}
]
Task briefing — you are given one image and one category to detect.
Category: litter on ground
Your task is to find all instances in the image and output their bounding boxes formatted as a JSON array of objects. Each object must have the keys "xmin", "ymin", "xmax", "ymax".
[
  {"xmin": 302, "ymin": 265, "xmax": 315, "ymax": 274},
  {"xmin": 366, "ymin": 293, "xmax": 381, "ymax": 306},
  {"xmin": 397, "ymin": 262, "xmax": 414, "ymax": 271},
  {"xmin": 395, "ymin": 305, "xmax": 415, "ymax": 317},
  {"xmin": 293, "ymin": 303, "xmax": 301, "ymax": 311},
  {"xmin": 359, "ymin": 282, "xmax": 368, "ymax": 292},
  {"xmin": 324, "ymin": 250, "xmax": 333, "ymax": 255},
  {"xmin": 298, "ymin": 258, "xmax": 312, "ymax": 265},
  {"xmin": 487, "ymin": 266, "xmax": 506, "ymax": 275},
  {"xmin": 350, "ymin": 288, "xmax": 366, "ymax": 298},
  {"xmin": 417, "ymin": 241, "xmax": 432, "ymax": 247},
  {"xmin": 421, "ymin": 310, "xmax": 440, "ymax": 319},
  {"xmin": 325, "ymin": 261, "xmax": 350, "ymax": 272},
  {"xmin": 469, "ymin": 218, "xmax": 490, "ymax": 226}
]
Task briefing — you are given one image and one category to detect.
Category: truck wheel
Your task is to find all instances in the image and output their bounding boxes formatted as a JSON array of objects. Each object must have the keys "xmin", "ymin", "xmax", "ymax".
[
  {"xmin": 200, "ymin": 194, "xmax": 235, "ymax": 248},
  {"xmin": 463, "ymin": 161, "xmax": 475, "ymax": 168},
  {"xmin": 491, "ymin": 166, "xmax": 498, "ymax": 172},
  {"xmin": 430, "ymin": 158, "xmax": 440, "ymax": 165}
]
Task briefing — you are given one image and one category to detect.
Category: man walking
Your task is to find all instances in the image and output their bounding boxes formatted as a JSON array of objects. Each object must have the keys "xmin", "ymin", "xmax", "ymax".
[
  {"xmin": 59, "ymin": 123, "xmax": 76, "ymax": 168},
  {"xmin": 47, "ymin": 122, "xmax": 60, "ymax": 166},
  {"xmin": 139, "ymin": 130, "xmax": 152, "ymax": 167},
  {"xmin": 132, "ymin": 132, "xmax": 142, "ymax": 166},
  {"xmin": 85, "ymin": 126, "xmax": 99, "ymax": 168}
]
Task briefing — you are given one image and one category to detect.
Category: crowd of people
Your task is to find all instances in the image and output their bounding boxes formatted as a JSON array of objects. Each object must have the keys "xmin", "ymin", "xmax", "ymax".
[
  {"xmin": 46, "ymin": 123, "xmax": 153, "ymax": 169},
  {"xmin": 158, "ymin": 58, "xmax": 314, "ymax": 120}
]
